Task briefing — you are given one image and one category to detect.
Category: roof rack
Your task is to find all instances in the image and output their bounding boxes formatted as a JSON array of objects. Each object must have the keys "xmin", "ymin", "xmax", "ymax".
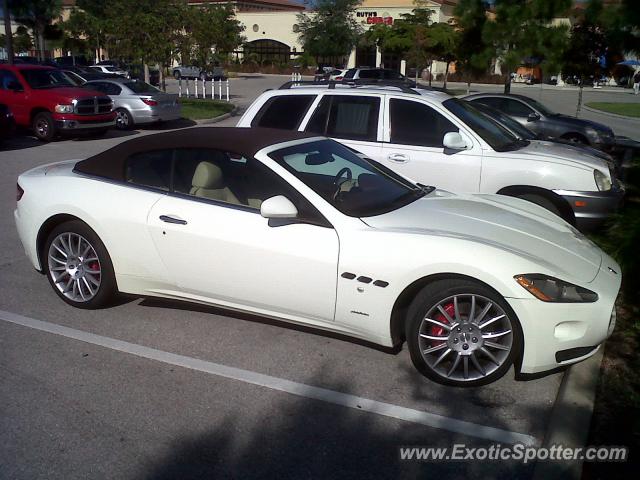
[{"xmin": 279, "ymin": 79, "xmax": 421, "ymax": 95}]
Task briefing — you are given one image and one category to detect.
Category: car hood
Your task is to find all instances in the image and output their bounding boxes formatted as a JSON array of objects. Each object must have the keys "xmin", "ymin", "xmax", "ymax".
[
  {"xmin": 552, "ymin": 114, "xmax": 611, "ymax": 133},
  {"xmin": 514, "ymin": 140, "xmax": 609, "ymax": 171},
  {"xmin": 31, "ymin": 86, "xmax": 107, "ymax": 101},
  {"xmin": 362, "ymin": 191, "xmax": 602, "ymax": 282}
]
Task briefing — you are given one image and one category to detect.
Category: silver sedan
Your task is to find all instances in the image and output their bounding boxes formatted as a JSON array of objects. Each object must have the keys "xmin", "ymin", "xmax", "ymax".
[{"xmin": 84, "ymin": 79, "xmax": 181, "ymax": 130}]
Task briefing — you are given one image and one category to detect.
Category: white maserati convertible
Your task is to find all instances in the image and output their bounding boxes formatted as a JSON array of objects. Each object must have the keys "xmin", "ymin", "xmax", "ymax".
[{"xmin": 14, "ymin": 127, "xmax": 621, "ymax": 386}]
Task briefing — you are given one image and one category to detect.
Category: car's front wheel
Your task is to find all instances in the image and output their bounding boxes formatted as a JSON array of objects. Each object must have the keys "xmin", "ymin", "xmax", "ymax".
[
  {"xmin": 32, "ymin": 112, "xmax": 57, "ymax": 142},
  {"xmin": 406, "ymin": 279, "xmax": 522, "ymax": 387},
  {"xmin": 44, "ymin": 221, "xmax": 117, "ymax": 309}
]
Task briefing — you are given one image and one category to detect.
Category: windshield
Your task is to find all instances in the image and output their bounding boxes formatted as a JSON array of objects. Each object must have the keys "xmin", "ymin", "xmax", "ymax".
[
  {"xmin": 21, "ymin": 69, "xmax": 75, "ymax": 89},
  {"xmin": 124, "ymin": 81, "xmax": 158, "ymax": 93},
  {"xmin": 443, "ymin": 98, "xmax": 527, "ymax": 152},
  {"xmin": 524, "ymin": 97, "xmax": 555, "ymax": 116},
  {"xmin": 63, "ymin": 71, "xmax": 85, "ymax": 86},
  {"xmin": 269, "ymin": 139, "xmax": 426, "ymax": 217},
  {"xmin": 471, "ymin": 102, "xmax": 537, "ymax": 140}
]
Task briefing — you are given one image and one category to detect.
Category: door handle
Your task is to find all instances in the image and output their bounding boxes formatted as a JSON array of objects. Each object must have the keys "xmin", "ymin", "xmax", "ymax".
[
  {"xmin": 388, "ymin": 153, "xmax": 409, "ymax": 163},
  {"xmin": 159, "ymin": 215, "xmax": 187, "ymax": 225}
]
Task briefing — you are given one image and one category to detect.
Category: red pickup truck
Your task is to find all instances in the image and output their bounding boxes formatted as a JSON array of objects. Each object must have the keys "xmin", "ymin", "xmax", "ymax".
[{"xmin": 0, "ymin": 64, "xmax": 116, "ymax": 141}]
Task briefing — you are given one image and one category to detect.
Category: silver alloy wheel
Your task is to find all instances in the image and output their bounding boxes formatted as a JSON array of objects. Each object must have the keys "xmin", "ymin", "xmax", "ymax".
[
  {"xmin": 48, "ymin": 232, "xmax": 101, "ymax": 302},
  {"xmin": 35, "ymin": 118, "xmax": 49, "ymax": 137},
  {"xmin": 418, "ymin": 294, "xmax": 513, "ymax": 382},
  {"xmin": 115, "ymin": 109, "xmax": 130, "ymax": 128}
]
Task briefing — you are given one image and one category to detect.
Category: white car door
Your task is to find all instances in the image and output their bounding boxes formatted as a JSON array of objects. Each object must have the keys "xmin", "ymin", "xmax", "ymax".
[
  {"xmin": 146, "ymin": 148, "xmax": 339, "ymax": 322},
  {"xmin": 300, "ymin": 93, "xmax": 384, "ymax": 161},
  {"xmin": 380, "ymin": 96, "xmax": 482, "ymax": 192}
]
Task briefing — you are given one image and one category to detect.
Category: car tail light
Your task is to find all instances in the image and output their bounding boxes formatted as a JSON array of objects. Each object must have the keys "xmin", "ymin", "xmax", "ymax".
[
  {"xmin": 141, "ymin": 98, "xmax": 158, "ymax": 106},
  {"xmin": 17, "ymin": 183, "xmax": 24, "ymax": 202},
  {"xmin": 335, "ymin": 76, "xmax": 343, "ymax": 81}
]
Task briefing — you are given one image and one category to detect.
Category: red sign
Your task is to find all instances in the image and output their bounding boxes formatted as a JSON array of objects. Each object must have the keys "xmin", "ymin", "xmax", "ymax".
[{"xmin": 366, "ymin": 17, "xmax": 393, "ymax": 25}]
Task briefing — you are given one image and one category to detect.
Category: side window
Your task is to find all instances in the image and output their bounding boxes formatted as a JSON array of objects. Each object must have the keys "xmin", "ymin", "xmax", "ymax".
[
  {"xmin": 389, "ymin": 98, "xmax": 458, "ymax": 148},
  {"xmin": 358, "ymin": 69, "xmax": 378, "ymax": 79},
  {"xmin": 502, "ymin": 99, "xmax": 534, "ymax": 117},
  {"xmin": 88, "ymin": 82, "xmax": 108, "ymax": 94},
  {"xmin": 172, "ymin": 148, "xmax": 327, "ymax": 224},
  {"xmin": 472, "ymin": 97, "xmax": 505, "ymax": 111},
  {"xmin": 327, "ymin": 95, "xmax": 380, "ymax": 141},
  {"xmin": 0, "ymin": 70, "xmax": 22, "ymax": 90},
  {"xmin": 251, "ymin": 95, "xmax": 316, "ymax": 130},
  {"xmin": 105, "ymin": 83, "xmax": 122, "ymax": 95},
  {"xmin": 125, "ymin": 150, "xmax": 173, "ymax": 191},
  {"xmin": 305, "ymin": 95, "xmax": 331, "ymax": 135}
]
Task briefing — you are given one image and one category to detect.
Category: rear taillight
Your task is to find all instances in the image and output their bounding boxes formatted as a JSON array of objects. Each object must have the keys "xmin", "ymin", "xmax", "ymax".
[
  {"xmin": 141, "ymin": 98, "xmax": 158, "ymax": 106},
  {"xmin": 335, "ymin": 76, "xmax": 343, "ymax": 81},
  {"xmin": 17, "ymin": 183, "xmax": 24, "ymax": 202}
]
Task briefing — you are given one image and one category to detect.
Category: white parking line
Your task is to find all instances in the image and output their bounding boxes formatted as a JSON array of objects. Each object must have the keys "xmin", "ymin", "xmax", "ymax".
[{"xmin": 0, "ymin": 309, "xmax": 537, "ymax": 446}]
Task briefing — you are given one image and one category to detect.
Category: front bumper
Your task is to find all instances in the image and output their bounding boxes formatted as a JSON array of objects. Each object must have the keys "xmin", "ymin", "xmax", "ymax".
[
  {"xmin": 54, "ymin": 114, "xmax": 116, "ymax": 131},
  {"xmin": 554, "ymin": 187, "xmax": 625, "ymax": 231},
  {"xmin": 509, "ymin": 255, "xmax": 621, "ymax": 374}
]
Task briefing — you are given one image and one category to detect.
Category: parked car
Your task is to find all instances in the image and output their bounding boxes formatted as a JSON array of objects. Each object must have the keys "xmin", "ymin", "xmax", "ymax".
[
  {"xmin": 237, "ymin": 83, "xmax": 623, "ymax": 230},
  {"xmin": 0, "ymin": 103, "xmax": 15, "ymax": 143},
  {"xmin": 172, "ymin": 64, "xmax": 225, "ymax": 80},
  {"xmin": 84, "ymin": 78, "xmax": 180, "ymax": 130},
  {"xmin": 88, "ymin": 64, "xmax": 129, "ymax": 78},
  {"xmin": 343, "ymin": 67, "xmax": 408, "ymax": 82},
  {"xmin": 0, "ymin": 64, "xmax": 115, "ymax": 141},
  {"xmin": 329, "ymin": 68, "xmax": 349, "ymax": 81},
  {"xmin": 14, "ymin": 127, "xmax": 621, "ymax": 386},
  {"xmin": 469, "ymin": 101, "xmax": 618, "ymax": 169},
  {"xmin": 61, "ymin": 65, "xmax": 118, "ymax": 83},
  {"xmin": 126, "ymin": 64, "xmax": 160, "ymax": 86},
  {"xmin": 54, "ymin": 55, "xmax": 89, "ymax": 67},
  {"xmin": 465, "ymin": 93, "xmax": 616, "ymax": 150}
]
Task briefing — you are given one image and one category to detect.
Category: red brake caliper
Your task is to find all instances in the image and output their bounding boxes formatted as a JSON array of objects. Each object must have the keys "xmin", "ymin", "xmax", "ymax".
[
  {"xmin": 88, "ymin": 261, "xmax": 100, "ymax": 277},
  {"xmin": 431, "ymin": 302, "xmax": 454, "ymax": 344}
]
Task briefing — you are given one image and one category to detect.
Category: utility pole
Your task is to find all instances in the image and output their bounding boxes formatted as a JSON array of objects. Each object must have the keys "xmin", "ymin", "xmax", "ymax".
[{"xmin": 2, "ymin": 0, "xmax": 14, "ymax": 64}]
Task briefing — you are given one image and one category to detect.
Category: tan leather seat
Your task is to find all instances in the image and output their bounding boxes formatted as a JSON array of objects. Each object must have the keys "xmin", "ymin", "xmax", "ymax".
[{"xmin": 190, "ymin": 161, "xmax": 240, "ymax": 204}]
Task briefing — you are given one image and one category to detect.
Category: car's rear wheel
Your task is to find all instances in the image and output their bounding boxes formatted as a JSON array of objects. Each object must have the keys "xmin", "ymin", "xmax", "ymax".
[
  {"xmin": 406, "ymin": 279, "xmax": 522, "ymax": 387},
  {"xmin": 45, "ymin": 221, "xmax": 117, "ymax": 309},
  {"xmin": 115, "ymin": 108, "xmax": 133, "ymax": 130},
  {"xmin": 173, "ymin": 71, "xmax": 181, "ymax": 79},
  {"xmin": 199, "ymin": 72, "xmax": 207, "ymax": 81},
  {"xmin": 32, "ymin": 112, "xmax": 57, "ymax": 142}
]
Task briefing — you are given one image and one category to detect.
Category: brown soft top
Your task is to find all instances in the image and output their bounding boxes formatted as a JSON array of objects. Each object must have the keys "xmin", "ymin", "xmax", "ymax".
[{"xmin": 73, "ymin": 127, "xmax": 316, "ymax": 181}]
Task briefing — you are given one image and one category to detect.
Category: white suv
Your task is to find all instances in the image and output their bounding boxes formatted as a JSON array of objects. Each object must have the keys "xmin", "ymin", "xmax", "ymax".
[{"xmin": 237, "ymin": 84, "xmax": 623, "ymax": 230}]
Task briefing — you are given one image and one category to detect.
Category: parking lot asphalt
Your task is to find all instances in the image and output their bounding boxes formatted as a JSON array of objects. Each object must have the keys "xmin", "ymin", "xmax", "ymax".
[{"xmin": 1, "ymin": 74, "xmax": 628, "ymax": 479}]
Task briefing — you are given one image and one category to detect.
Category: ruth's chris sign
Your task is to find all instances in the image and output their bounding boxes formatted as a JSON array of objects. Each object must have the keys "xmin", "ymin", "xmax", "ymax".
[{"xmin": 356, "ymin": 11, "xmax": 394, "ymax": 25}]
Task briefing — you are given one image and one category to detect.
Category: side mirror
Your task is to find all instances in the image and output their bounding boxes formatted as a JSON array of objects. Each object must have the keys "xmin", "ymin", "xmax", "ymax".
[
  {"xmin": 7, "ymin": 81, "xmax": 23, "ymax": 92},
  {"xmin": 527, "ymin": 112, "xmax": 540, "ymax": 122},
  {"xmin": 442, "ymin": 131, "xmax": 469, "ymax": 150},
  {"xmin": 260, "ymin": 195, "xmax": 298, "ymax": 219}
]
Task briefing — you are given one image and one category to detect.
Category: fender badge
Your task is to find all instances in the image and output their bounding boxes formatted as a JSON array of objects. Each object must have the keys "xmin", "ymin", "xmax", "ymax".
[{"xmin": 608, "ymin": 267, "xmax": 618, "ymax": 274}]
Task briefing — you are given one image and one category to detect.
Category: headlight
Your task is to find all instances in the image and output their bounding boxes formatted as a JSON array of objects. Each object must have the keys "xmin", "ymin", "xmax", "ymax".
[
  {"xmin": 514, "ymin": 274, "xmax": 598, "ymax": 302},
  {"xmin": 594, "ymin": 169, "xmax": 611, "ymax": 191},
  {"xmin": 54, "ymin": 104, "xmax": 74, "ymax": 113}
]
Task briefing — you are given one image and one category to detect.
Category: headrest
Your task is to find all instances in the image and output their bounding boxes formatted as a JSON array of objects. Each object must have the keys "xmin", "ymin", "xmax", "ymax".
[{"xmin": 192, "ymin": 161, "xmax": 223, "ymax": 189}]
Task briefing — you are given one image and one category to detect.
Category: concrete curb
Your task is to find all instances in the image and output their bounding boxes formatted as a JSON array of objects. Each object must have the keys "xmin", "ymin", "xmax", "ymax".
[
  {"xmin": 531, "ymin": 348, "xmax": 603, "ymax": 480},
  {"xmin": 582, "ymin": 105, "xmax": 640, "ymax": 121},
  {"xmin": 193, "ymin": 105, "xmax": 238, "ymax": 125}
]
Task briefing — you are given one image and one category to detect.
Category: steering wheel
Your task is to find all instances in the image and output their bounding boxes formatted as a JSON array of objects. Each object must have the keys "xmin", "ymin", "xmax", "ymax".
[{"xmin": 332, "ymin": 167, "xmax": 353, "ymax": 201}]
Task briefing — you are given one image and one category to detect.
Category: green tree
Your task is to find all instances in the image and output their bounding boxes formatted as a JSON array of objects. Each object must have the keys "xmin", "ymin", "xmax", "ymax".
[
  {"xmin": 190, "ymin": 3, "xmax": 245, "ymax": 68},
  {"xmin": 11, "ymin": 0, "xmax": 62, "ymax": 60},
  {"xmin": 426, "ymin": 22, "xmax": 459, "ymax": 88},
  {"xmin": 453, "ymin": 0, "xmax": 491, "ymax": 93},
  {"xmin": 0, "ymin": 25, "xmax": 33, "ymax": 56},
  {"xmin": 483, "ymin": 0, "xmax": 571, "ymax": 93},
  {"xmin": 297, "ymin": 0, "xmax": 363, "ymax": 65},
  {"xmin": 63, "ymin": 0, "xmax": 110, "ymax": 62}
]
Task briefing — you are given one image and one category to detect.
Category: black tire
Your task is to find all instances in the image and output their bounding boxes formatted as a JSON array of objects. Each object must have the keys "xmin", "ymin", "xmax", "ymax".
[
  {"xmin": 115, "ymin": 108, "xmax": 134, "ymax": 130},
  {"xmin": 199, "ymin": 72, "xmax": 207, "ymax": 81},
  {"xmin": 406, "ymin": 279, "xmax": 523, "ymax": 387},
  {"xmin": 173, "ymin": 70, "xmax": 181, "ymax": 79},
  {"xmin": 32, "ymin": 111, "xmax": 57, "ymax": 142},
  {"xmin": 44, "ymin": 220, "xmax": 117, "ymax": 309}
]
